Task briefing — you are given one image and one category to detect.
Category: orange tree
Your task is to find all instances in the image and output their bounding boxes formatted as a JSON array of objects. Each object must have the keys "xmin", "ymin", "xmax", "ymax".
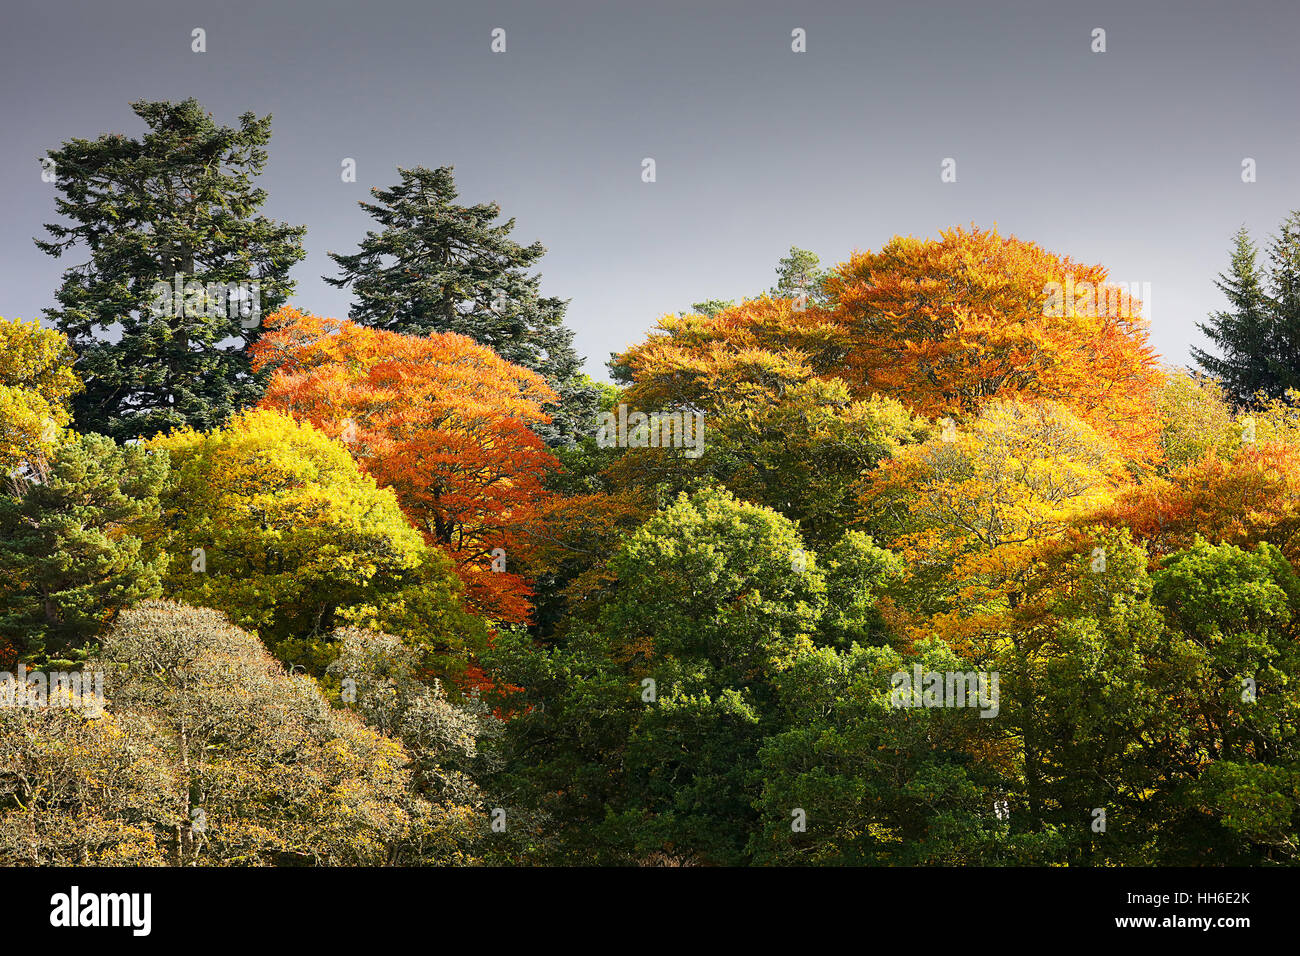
[
  {"xmin": 824, "ymin": 225, "xmax": 1164, "ymax": 462},
  {"xmin": 1097, "ymin": 440, "xmax": 1300, "ymax": 566},
  {"xmin": 251, "ymin": 306, "xmax": 558, "ymax": 623}
]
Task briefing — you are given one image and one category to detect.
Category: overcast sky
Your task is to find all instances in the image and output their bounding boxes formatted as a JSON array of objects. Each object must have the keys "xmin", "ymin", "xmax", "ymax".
[{"xmin": 2, "ymin": 0, "xmax": 1297, "ymax": 379}]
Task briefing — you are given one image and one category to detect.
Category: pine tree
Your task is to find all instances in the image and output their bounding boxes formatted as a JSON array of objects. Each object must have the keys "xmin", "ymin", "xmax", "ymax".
[
  {"xmin": 326, "ymin": 165, "xmax": 595, "ymax": 444},
  {"xmin": 769, "ymin": 246, "xmax": 829, "ymax": 304},
  {"xmin": 36, "ymin": 99, "xmax": 306, "ymax": 441},
  {"xmin": 1195, "ymin": 219, "xmax": 1300, "ymax": 407}
]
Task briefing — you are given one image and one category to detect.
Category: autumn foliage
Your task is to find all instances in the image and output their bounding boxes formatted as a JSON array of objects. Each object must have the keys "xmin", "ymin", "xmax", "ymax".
[
  {"xmin": 251, "ymin": 306, "xmax": 559, "ymax": 622},
  {"xmin": 825, "ymin": 226, "xmax": 1164, "ymax": 459},
  {"xmin": 1098, "ymin": 440, "xmax": 1300, "ymax": 564}
]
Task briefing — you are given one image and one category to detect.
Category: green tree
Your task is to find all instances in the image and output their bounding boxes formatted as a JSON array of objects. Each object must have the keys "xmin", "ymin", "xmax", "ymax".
[
  {"xmin": 37, "ymin": 98, "xmax": 306, "ymax": 440},
  {"xmin": 1152, "ymin": 538, "xmax": 1300, "ymax": 863},
  {"xmin": 687, "ymin": 298, "xmax": 735, "ymax": 317},
  {"xmin": 1195, "ymin": 215, "xmax": 1300, "ymax": 406},
  {"xmin": 769, "ymin": 245, "xmax": 829, "ymax": 304},
  {"xmin": 1194, "ymin": 227, "xmax": 1275, "ymax": 405},
  {"xmin": 1266, "ymin": 212, "xmax": 1300, "ymax": 402},
  {"xmin": 0, "ymin": 432, "xmax": 169, "ymax": 665},
  {"xmin": 487, "ymin": 486, "xmax": 827, "ymax": 865},
  {"xmin": 751, "ymin": 639, "xmax": 1028, "ymax": 865},
  {"xmin": 325, "ymin": 165, "xmax": 595, "ymax": 445}
]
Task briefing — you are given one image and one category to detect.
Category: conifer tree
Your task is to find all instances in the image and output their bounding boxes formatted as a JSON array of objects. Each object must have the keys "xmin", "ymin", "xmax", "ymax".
[
  {"xmin": 1195, "ymin": 215, "xmax": 1300, "ymax": 406},
  {"xmin": 1263, "ymin": 212, "xmax": 1300, "ymax": 399},
  {"xmin": 768, "ymin": 245, "xmax": 829, "ymax": 304},
  {"xmin": 1194, "ymin": 227, "xmax": 1274, "ymax": 405},
  {"xmin": 36, "ymin": 98, "xmax": 306, "ymax": 440}
]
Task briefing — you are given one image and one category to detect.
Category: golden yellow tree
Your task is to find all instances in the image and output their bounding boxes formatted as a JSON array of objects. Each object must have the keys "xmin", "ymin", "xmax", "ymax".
[{"xmin": 0, "ymin": 317, "xmax": 81, "ymax": 482}]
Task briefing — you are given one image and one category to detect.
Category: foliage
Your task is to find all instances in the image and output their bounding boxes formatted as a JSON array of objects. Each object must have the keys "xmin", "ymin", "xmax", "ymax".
[
  {"xmin": 1195, "ymin": 213, "xmax": 1300, "ymax": 406},
  {"xmin": 0, "ymin": 433, "xmax": 168, "ymax": 666},
  {"xmin": 36, "ymin": 98, "xmax": 305, "ymax": 440},
  {"xmin": 824, "ymin": 225, "xmax": 1164, "ymax": 460},
  {"xmin": 0, "ymin": 601, "xmax": 480, "ymax": 865},
  {"xmin": 252, "ymin": 307, "xmax": 559, "ymax": 623},
  {"xmin": 324, "ymin": 164, "xmax": 595, "ymax": 445},
  {"xmin": 0, "ymin": 317, "xmax": 81, "ymax": 482},
  {"xmin": 146, "ymin": 408, "xmax": 484, "ymax": 675}
]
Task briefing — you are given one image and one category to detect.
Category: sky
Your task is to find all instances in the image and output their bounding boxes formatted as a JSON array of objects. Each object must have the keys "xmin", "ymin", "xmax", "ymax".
[{"xmin": 2, "ymin": 0, "xmax": 1298, "ymax": 379}]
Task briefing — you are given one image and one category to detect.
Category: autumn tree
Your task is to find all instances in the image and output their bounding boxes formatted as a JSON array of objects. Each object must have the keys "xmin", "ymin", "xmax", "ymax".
[
  {"xmin": 37, "ymin": 99, "xmax": 305, "ymax": 440},
  {"xmin": 612, "ymin": 297, "xmax": 919, "ymax": 547},
  {"xmin": 252, "ymin": 307, "xmax": 559, "ymax": 623},
  {"xmin": 147, "ymin": 408, "xmax": 485, "ymax": 674},
  {"xmin": 326, "ymin": 165, "xmax": 596, "ymax": 445},
  {"xmin": 863, "ymin": 397, "xmax": 1127, "ymax": 645},
  {"xmin": 0, "ymin": 317, "xmax": 81, "ymax": 485},
  {"xmin": 0, "ymin": 601, "xmax": 481, "ymax": 866},
  {"xmin": 1154, "ymin": 371, "xmax": 1239, "ymax": 471},
  {"xmin": 1097, "ymin": 439, "xmax": 1300, "ymax": 565},
  {"xmin": 824, "ymin": 226, "xmax": 1163, "ymax": 460}
]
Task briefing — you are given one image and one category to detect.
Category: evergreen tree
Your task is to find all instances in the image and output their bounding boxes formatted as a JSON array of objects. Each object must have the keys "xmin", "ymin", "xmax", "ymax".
[
  {"xmin": 36, "ymin": 98, "xmax": 306, "ymax": 441},
  {"xmin": 0, "ymin": 433, "xmax": 169, "ymax": 665},
  {"xmin": 1195, "ymin": 218, "xmax": 1300, "ymax": 406},
  {"xmin": 769, "ymin": 245, "xmax": 829, "ymax": 304},
  {"xmin": 326, "ymin": 165, "xmax": 595, "ymax": 444},
  {"xmin": 1264, "ymin": 212, "xmax": 1300, "ymax": 399}
]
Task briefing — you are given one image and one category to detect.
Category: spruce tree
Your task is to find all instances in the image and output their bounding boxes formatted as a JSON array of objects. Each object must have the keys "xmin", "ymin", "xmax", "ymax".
[
  {"xmin": 326, "ymin": 165, "xmax": 595, "ymax": 444},
  {"xmin": 36, "ymin": 98, "xmax": 306, "ymax": 440},
  {"xmin": 1194, "ymin": 227, "xmax": 1275, "ymax": 406},
  {"xmin": 1263, "ymin": 212, "xmax": 1300, "ymax": 399}
]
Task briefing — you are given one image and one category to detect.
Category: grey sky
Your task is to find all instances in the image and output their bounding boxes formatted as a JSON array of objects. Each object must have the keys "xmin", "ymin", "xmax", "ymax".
[{"xmin": 2, "ymin": 0, "xmax": 1297, "ymax": 379}]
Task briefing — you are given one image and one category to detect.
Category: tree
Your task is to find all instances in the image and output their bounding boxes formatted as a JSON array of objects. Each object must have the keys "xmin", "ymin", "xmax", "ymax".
[
  {"xmin": 146, "ymin": 408, "xmax": 485, "ymax": 675},
  {"xmin": 686, "ymin": 298, "xmax": 735, "ymax": 317},
  {"xmin": 36, "ymin": 98, "xmax": 306, "ymax": 440},
  {"xmin": 0, "ymin": 317, "xmax": 81, "ymax": 484},
  {"xmin": 1154, "ymin": 371, "xmax": 1239, "ymax": 471},
  {"xmin": 327, "ymin": 627, "xmax": 499, "ymax": 808},
  {"xmin": 252, "ymin": 307, "xmax": 559, "ymax": 624},
  {"xmin": 863, "ymin": 397, "xmax": 1126, "ymax": 640},
  {"xmin": 769, "ymin": 245, "xmax": 829, "ymax": 304},
  {"xmin": 0, "ymin": 433, "xmax": 168, "ymax": 667},
  {"xmin": 825, "ymin": 226, "xmax": 1163, "ymax": 461},
  {"xmin": 611, "ymin": 297, "xmax": 918, "ymax": 547},
  {"xmin": 325, "ymin": 165, "xmax": 594, "ymax": 445},
  {"xmin": 1266, "ymin": 212, "xmax": 1300, "ymax": 401},
  {"xmin": 486, "ymin": 487, "xmax": 829, "ymax": 865},
  {"xmin": 1193, "ymin": 227, "xmax": 1275, "ymax": 406},
  {"xmin": 1152, "ymin": 540, "xmax": 1300, "ymax": 863},
  {"xmin": 0, "ymin": 601, "xmax": 481, "ymax": 865},
  {"xmin": 750, "ymin": 639, "xmax": 1023, "ymax": 865},
  {"xmin": 1098, "ymin": 440, "xmax": 1300, "ymax": 565}
]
